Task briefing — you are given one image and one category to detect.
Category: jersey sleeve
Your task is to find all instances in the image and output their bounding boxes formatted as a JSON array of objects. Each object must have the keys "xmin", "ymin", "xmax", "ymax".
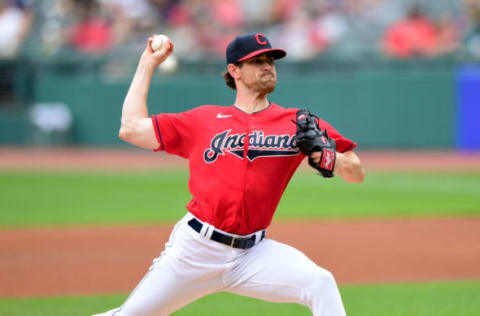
[
  {"xmin": 151, "ymin": 108, "xmax": 197, "ymax": 158},
  {"xmin": 316, "ymin": 118, "xmax": 357, "ymax": 153}
]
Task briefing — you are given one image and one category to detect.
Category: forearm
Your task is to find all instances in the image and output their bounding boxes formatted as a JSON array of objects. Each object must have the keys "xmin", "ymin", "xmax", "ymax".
[
  {"xmin": 121, "ymin": 63, "xmax": 155, "ymax": 123},
  {"xmin": 334, "ymin": 151, "xmax": 365, "ymax": 183},
  {"xmin": 309, "ymin": 150, "xmax": 365, "ymax": 182},
  {"xmin": 118, "ymin": 62, "xmax": 157, "ymax": 148},
  {"xmin": 119, "ymin": 37, "xmax": 173, "ymax": 149}
]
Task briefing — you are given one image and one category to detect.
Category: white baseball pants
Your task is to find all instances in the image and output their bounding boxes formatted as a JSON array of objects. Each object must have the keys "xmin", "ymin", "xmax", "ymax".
[{"xmin": 94, "ymin": 213, "xmax": 346, "ymax": 316}]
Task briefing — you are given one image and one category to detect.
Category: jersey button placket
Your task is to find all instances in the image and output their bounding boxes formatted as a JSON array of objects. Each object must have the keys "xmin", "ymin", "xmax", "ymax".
[
  {"xmin": 239, "ymin": 117, "xmax": 252, "ymax": 233},
  {"xmin": 247, "ymin": 125, "xmax": 255, "ymax": 164},
  {"xmin": 249, "ymin": 116, "xmax": 256, "ymax": 165}
]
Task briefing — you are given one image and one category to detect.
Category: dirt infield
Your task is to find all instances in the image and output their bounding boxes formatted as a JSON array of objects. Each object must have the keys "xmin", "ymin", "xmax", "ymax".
[
  {"xmin": 0, "ymin": 218, "xmax": 479, "ymax": 297},
  {"xmin": 0, "ymin": 148, "xmax": 479, "ymax": 298}
]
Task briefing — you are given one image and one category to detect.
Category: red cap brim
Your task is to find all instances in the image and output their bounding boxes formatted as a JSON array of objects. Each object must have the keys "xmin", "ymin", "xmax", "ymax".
[{"xmin": 238, "ymin": 48, "xmax": 287, "ymax": 62}]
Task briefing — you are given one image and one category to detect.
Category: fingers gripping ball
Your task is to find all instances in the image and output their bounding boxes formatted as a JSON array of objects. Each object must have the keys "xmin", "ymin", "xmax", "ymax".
[
  {"xmin": 294, "ymin": 108, "xmax": 337, "ymax": 178},
  {"xmin": 151, "ymin": 34, "xmax": 169, "ymax": 51}
]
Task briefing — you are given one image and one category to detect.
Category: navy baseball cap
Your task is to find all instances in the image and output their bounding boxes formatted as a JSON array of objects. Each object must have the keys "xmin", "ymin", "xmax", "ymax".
[{"xmin": 226, "ymin": 33, "xmax": 287, "ymax": 64}]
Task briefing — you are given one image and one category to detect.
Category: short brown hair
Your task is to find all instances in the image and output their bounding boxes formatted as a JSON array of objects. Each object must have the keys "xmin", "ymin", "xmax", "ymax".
[{"xmin": 222, "ymin": 62, "xmax": 243, "ymax": 90}]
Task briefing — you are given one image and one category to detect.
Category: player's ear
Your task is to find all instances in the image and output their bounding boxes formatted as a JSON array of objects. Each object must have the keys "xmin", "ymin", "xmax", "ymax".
[{"xmin": 227, "ymin": 63, "xmax": 241, "ymax": 79}]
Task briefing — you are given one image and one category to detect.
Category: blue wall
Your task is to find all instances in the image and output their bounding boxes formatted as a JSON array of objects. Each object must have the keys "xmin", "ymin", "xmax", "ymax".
[{"xmin": 457, "ymin": 66, "xmax": 480, "ymax": 150}]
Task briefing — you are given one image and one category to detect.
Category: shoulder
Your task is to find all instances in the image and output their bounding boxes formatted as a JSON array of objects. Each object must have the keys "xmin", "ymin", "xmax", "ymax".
[
  {"xmin": 277, "ymin": 104, "xmax": 337, "ymax": 130},
  {"xmin": 187, "ymin": 104, "xmax": 228, "ymax": 114},
  {"xmin": 270, "ymin": 103, "xmax": 293, "ymax": 111},
  {"xmin": 196, "ymin": 104, "xmax": 226, "ymax": 110},
  {"xmin": 270, "ymin": 104, "xmax": 334, "ymax": 124},
  {"xmin": 269, "ymin": 103, "xmax": 298, "ymax": 116},
  {"xmin": 159, "ymin": 105, "xmax": 226, "ymax": 118},
  {"xmin": 155, "ymin": 105, "xmax": 225, "ymax": 121}
]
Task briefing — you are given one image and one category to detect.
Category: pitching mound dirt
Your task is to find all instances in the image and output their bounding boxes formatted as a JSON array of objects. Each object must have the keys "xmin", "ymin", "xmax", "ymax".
[{"xmin": 0, "ymin": 218, "xmax": 478, "ymax": 297}]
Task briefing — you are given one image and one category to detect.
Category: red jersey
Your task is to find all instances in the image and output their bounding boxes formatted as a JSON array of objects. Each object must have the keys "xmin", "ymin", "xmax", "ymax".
[{"xmin": 151, "ymin": 103, "xmax": 356, "ymax": 235}]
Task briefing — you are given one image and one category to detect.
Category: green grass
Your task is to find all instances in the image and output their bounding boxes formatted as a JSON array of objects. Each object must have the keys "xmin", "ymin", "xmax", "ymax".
[
  {"xmin": 0, "ymin": 170, "xmax": 479, "ymax": 227},
  {"xmin": 1, "ymin": 281, "xmax": 479, "ymax": 316},
  {"xmin": 277, "ymin": 170, "xmax": 480, "ymax": 219},
  {"xmin": 341, "ymin": 281, "xmax": 480, "ymax": 316}
]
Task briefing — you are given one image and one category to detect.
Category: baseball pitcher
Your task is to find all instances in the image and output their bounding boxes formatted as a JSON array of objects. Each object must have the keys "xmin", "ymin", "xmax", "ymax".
[{"xmin": 93, "ymin": 32, "xmax": 365, "ymax": 316}]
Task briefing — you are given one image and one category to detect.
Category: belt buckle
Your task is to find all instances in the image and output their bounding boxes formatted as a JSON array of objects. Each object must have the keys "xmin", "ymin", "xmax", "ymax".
[
  {"xmin": 229, "ymin": 233, "xmax": 260, "ymax": 249},
  {"xmin": 233, "ymin": 236, "xmax": 256, "ymax": 249}
]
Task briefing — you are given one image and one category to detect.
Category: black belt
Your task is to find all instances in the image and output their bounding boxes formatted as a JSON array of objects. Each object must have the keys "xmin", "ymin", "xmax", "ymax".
[{"xmin": 188, "ymin": 218, "xmax": 265, "ymax": 249}]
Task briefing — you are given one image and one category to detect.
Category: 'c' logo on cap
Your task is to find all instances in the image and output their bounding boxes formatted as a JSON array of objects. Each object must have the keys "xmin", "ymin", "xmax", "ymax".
[{"xmin": 255, "ymin": 33, "xmax": 268, "ymax": 45}]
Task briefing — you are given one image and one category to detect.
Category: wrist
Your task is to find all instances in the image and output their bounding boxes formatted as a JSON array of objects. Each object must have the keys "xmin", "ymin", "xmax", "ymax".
[
  {"xmin": 318, "ymin": 148, "xmax": 336, "ymax": 173},
  {"xmin": 137, "ymin": 60, "xmax": 157, "ymax": 74}
]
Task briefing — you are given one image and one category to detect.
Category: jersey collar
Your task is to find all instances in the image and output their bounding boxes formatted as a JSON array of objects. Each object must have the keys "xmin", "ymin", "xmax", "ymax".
[{"xmin": 231, "ymin": 102, "xmax": 272, "ymax": 116}]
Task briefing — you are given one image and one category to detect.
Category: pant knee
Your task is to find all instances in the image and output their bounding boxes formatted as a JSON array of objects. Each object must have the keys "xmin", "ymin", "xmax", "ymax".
[
  {"xmin": 303, "ymin": 268, "xmax": 345, "ymax": 315},
  {"xmin": 303, "ymin": 268, "xmax": 338, "ymax": 304},
  {"xmin": 308, "ymin": 268, "xmax": 337, "ymax": 296}
]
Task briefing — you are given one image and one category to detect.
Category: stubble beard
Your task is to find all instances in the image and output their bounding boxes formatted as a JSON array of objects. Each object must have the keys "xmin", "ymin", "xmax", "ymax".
[{"xmin": 247, "ymin": 75, "xmax": 276, "ymax": 95}]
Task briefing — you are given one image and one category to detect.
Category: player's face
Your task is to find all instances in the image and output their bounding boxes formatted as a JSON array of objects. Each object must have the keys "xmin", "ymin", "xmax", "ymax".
[{"xmin": 238, "ymin": 53, "xmax": 277, "ymax": 94}]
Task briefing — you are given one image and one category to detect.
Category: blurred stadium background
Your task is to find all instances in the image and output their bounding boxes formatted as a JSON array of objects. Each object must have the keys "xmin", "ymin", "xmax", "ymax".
[
  {"xmin": 1, "ymin": 1, "xmax": 480, "ymax": 315},
  {"xmin": 0, "ymin": 0, "xmax": 479, "ymax": 149}
]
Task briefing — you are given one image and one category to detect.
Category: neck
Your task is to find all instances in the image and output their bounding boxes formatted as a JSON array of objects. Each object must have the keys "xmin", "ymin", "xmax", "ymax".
[{"xmin": 234, "ymin": 91, "xmax": 269, "ymax": 114}]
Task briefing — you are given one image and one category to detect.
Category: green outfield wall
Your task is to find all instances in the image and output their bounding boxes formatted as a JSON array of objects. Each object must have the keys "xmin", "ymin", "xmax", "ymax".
[{"xmin": 0, "ymin": 60, "xmax": 457, "ymax": 148}]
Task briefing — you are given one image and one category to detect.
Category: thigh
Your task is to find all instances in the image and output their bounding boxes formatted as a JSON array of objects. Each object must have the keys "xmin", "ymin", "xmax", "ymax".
[
  {"xmin": 112, "ymin": 218, "xmax": 227, "ymax": 316},
  {"xmin": 225, "ymin": 239, "xmax": 334, "ymax": 303},
  {"xmin": 114, "ymin": 255, "xmax": 221, "ymax": 316}
]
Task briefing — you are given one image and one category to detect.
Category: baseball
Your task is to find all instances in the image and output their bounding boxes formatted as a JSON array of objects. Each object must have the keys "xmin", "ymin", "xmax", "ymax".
[
  {"xmin": 158, "ymin": 55, "xmax": 179, "ymax": 74},
  {"xmin": 151, "ymin": 34, "xmax": 169, "ymax": 51}
]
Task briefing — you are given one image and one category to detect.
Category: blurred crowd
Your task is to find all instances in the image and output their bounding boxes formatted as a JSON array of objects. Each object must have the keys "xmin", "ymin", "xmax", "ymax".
[
  {"xmin": 1, "ymin": 0, "xmax": 480, "ymax": 61},
  {"xmin": 0, "ymin": 0, "xmax": 33, "ymax": 58}
]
